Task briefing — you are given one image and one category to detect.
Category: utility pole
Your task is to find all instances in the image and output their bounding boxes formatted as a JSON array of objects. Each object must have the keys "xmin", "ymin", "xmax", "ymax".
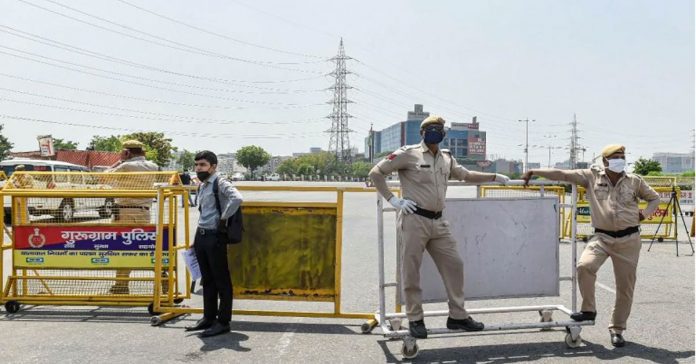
[
  {"xmin": 369, "ymin": 123, "xmax": 374, "ymax": 163},
  {"xmin": 543, "ymin": 134, "xmax": 557, "ymax": 168},
  {"xmin": 519, "ymin": 118, "xmax": 535, "ymax": 172},
  {"xmin": 326, "ymin": 38, "xmax": 354, "ymax": 163}
]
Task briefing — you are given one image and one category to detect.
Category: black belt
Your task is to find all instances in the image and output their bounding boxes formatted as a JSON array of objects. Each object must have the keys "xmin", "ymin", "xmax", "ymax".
[
  {"xmin": 414, "ymin": 207, "xmax": 442, "ymax": 220},
  {"xmin": 117, "ymin": 205, "xmax": 150, "ymax": 210},
  {"xmin": 594, "ymin": 226, "xmax": 639, "ymax": 238},
  {"xmin": 197, "ymin": 227, "xmax": 218, "ymax": 236}
]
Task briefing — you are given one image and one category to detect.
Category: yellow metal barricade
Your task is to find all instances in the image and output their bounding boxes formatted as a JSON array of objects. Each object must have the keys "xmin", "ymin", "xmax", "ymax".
[
  {"xmin": 478, "ymin": 185, "xmax": 567, "ymax": 239},
  {"xmin": 152, "ymin": 185, "xmax": 399, "ymax": 324},
  {"xmin": 0, "ymin": 171, "xmax": 187, "ymax": 314},
  {"xmin": 565, "ymin": 186, "xmax": 679, "ymax": 240}
]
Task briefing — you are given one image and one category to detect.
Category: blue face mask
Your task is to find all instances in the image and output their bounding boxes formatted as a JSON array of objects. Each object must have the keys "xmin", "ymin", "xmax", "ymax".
[{"xmin": 423, "ymin": 129, "xmax": 445, "ymax": 144}]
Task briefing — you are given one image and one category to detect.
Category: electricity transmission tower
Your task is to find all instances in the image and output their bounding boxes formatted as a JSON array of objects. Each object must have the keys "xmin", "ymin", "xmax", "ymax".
[
  {"xmin": 326, "ymin": 38, "xmax": 354, "ymax": 163},
  {"xmin": 569, "ymin": 113, "xmax": 580, "ymax": 169}
]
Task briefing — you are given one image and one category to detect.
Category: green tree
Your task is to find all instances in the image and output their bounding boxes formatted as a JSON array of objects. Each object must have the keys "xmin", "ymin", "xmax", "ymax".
[
  {"xmin": 88, "ymin": 135, "xmax": 122, "ymax": 152},
  {"xmin": 236, "ymin": 145, "xmax": 271, "ymax": 178},
  {"xmin": 276, "ymin": 159, "xmax": 297, "ymax": 176},
  {"xmin": 53, "ymin": 138, "xmax": 79, "ymax": 150},
  {"xmin": 0, "ymin": 124, "xmax": 13, "ymax": 160},
  {"xmin": 177, "ymin": 149, "xmax": 196, "ymax": 171},
  {"xmin": 121, "ymin": 132, "xmax": 175, "ymax": 167},
  {"xmin": 633, "ymin": 158, "xmax": 662, "ymax": 175},
  {"xmin": 350, "ymin": 161, "xmax": 373, "ymax": 178}
]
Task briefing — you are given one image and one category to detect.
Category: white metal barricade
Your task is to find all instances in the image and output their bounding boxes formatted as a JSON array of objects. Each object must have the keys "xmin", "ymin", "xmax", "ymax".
[{"xmin": 367, "ymin": 180, "xmax": 593, "ymax": 359}]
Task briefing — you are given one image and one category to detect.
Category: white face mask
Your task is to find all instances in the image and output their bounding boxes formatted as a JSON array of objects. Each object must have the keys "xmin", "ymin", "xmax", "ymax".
[{"xmin": 607, "ymin": 158, "xmax": 626, "ymax": 173}]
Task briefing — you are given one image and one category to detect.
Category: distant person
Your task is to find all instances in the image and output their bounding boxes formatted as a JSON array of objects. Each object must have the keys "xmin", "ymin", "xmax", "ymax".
[
  {"xmin": 106, "ymin": 140, "xmax": 159, "ymax": 295},
  {"xmin": 12, "ymin": 165, "xmax": 34, "ymax": 189},
  {"xmin": 523, "ymin": 144, "xmax": 659, "ymax": 347},
  {"xmin": 179, "ymin": 170, "xmax": 196, "ymax": 207}
]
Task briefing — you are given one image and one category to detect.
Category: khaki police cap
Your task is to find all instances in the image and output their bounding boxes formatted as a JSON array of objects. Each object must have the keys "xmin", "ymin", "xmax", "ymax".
[
  {"xmin": 122, "ymin": 140, "xmax": 144, "ymax": 149},
  {"xmin": 420, "ymin": 116, "xmax": 446, "ymax": 129},
  {"xmin": 601, "ymin": 144, "xmax": 625, "ymax": 158},
  {"xmin": 15, "ymin": 164, "xmax": 25, "ymax": 171}
]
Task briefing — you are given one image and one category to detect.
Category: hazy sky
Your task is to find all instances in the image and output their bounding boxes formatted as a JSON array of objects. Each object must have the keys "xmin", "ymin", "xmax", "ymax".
[{"xmin": 1, "ymin": 0, "xmax": 693, "ymax": 166}]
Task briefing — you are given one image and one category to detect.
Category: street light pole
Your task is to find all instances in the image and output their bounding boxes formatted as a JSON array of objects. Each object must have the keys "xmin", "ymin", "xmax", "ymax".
[{"xmin": 519, "ymin": 118, "xmax": 535, "ymax": 172}]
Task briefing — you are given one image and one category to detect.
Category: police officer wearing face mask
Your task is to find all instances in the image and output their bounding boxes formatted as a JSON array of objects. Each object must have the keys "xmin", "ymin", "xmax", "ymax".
[
  {"xmin": 522, "ymin": 144, "xmax": 659, "ymax": 347},
  {"xmin": 369, "ymin": 116, "xmax": 510, "ymax": 339}
]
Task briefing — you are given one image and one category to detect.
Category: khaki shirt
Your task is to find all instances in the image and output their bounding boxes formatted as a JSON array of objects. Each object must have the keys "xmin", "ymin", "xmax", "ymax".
[
  {"xmin": 107, "ymin": 156, "xmax": 159, "ymax": 207},
  {"xmin": 535, "ymin": 165, "xmax": 660, "ymax": 231},
  {"xmin": 370, "ymin": 141, "xmax": 492, "ymax": 212}
]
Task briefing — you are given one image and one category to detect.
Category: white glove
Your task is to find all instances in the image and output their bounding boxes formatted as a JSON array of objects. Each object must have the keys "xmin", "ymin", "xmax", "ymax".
[
  {"xmin": 388, "ymin": 196, "xmax": 417, "ymax": 214},
  {"xmin": 494, "ymin": 174, "xmax": 510, "ymax": 184}
]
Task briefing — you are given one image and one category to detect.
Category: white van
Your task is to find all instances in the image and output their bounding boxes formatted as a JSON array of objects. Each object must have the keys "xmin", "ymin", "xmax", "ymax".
[{"xmin": 0, "ymin": 159, "xmax": 114, "ymax": 223}]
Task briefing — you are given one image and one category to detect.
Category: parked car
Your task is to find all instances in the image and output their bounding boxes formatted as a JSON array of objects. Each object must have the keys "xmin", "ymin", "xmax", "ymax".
[
  {"xmin": 0, "ymin": 159, "xmax": 114, "ymax": 223},
  {"xmin": 265, "ymin": 173, "xmax": 281, "ymax": 181},
  {"xmin": 231, "ymin": 172, "xmax": 245, "ymax": 181}
]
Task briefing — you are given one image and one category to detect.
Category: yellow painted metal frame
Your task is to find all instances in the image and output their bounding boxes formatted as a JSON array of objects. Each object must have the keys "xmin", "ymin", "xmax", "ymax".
[
  {"xmin": 0, "ymin": 172, "xmax": 187, "ymax": 310},
  {"xmin": 153, "ymin": 185, "xmax": 400, "ymax": 321}
]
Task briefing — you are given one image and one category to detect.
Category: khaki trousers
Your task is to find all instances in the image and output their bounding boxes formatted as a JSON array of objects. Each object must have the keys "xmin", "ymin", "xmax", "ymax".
[
  {"xmin": 400, "ymin": 213, "xmax": 468, "ymax": 321},
  {"xmin": 113, "ymin": 208, "xmax": 151, "ymax": 289},
  {"xmin": 577, "ymin": 232, "xmax": 641, "ymax": 334}
]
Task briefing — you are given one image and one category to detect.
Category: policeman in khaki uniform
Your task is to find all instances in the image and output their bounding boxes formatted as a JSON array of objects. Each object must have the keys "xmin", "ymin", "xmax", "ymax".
[
  {"xmin": 523, "ymin": 144, "xmax": 659, "ymax": 347},
  {"xmin": 369, "ymin": 116, "xmax": 510, "ymax": 339},
  {"xmin": 106, "ymin": 140, "xmax": 159, "ymax": 294}
]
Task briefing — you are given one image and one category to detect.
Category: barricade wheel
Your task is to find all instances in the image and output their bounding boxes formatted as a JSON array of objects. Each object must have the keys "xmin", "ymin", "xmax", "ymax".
[
  {"xmin": 174, "ymin": 298, "xmax": 184, "ymax": 304},
  {"xmin": 658, "ymin": 237, "xmax": 664, "ymax": 242},
  {"xmin": 565, "ymin": 333, "xmax": 582, "ymax": 348},
  {"xmin": 147, "ymin": 303, "xmax": 160, "ymax": 316},
  {"xmin": 401, "ymin": 341, "xmax": 419, "ymax": 359},
  {"xmin": 150, "ymin": 316, "xmax": 162, "ymax": 326},
  {"xmin": 360, "ymin": 319, "xmax": 378, "ymax": 334},
  {"xmin": 4, "ymin": 301, "xmax": 20, "ymax": 314}
]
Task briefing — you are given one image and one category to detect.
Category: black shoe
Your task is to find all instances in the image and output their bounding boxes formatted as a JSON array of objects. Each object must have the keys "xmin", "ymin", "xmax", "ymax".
[
  {"xmin": 570, "ymin": 311, "xmax": 596, "ymax": 322},
  {"xmin": 408, "ymin": 320, "xmax": 428, "ymax": 339},
  {"xmin": 611, "ymin": 333, "xmax": 626, "ymax": 347},
  {"xmin": 200, "ymin": 322, "xmax": 230, "ymax": 337},
  {"xmin": 185, "ymin": 318, "xmax": 215, "ymax": 332},
  {"xmin": 447, "ymin": 316, "xmax": 485, "ymax": 331}
]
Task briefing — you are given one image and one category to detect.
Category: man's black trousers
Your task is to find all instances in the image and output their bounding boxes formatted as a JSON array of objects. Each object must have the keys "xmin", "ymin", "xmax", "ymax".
[{"xmin": 194, "ymin": 228, "xmax": 232, "ymax": 324}]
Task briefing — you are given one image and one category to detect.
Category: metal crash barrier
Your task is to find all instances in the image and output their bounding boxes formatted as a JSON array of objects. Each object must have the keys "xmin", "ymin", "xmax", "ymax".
[
  {"xmin": 0, "ymin": 171, "xmax": 187, "ymax": 314},
  {"xmin": 151, "ymin": 185, "xmax": 400, "ymax": 325}
]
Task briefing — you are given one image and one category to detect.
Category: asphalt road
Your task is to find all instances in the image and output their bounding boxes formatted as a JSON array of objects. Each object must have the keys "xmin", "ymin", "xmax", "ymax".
[{"xmin": 1, "ymin": 182, "xmax": 694, "ymax": 363}]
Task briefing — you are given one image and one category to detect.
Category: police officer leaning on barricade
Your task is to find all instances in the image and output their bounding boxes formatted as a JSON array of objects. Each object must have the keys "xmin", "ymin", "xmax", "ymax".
[
  {"xmin": 522, "ymin": 144, "xmax": 659, "ymax": 347},
  {"xmin": 185, "ymin": 150, "xmax": 243, "ymax": 337},
  {"xmin": 106, "ymin": 140, "xmax": 159, "ymax": 295},
  {"xmin": 369, "ymin": 115, "xmax": 510, "ymax": 339}
]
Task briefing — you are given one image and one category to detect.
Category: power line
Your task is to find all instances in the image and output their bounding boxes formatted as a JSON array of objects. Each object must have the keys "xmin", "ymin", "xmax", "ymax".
[
  {"xmin": 0, "ymin": 95, "xmax": 324, "ymax": 126},
  {"xmin": 0, "ymin": 114, "xmax": 326, "ymax": 139},
  {"xmin": 0, "ymin": 47, "xmax": 324, "ymax": 106},
  {"xmin": 114, "ymin": 0, "xmax": 324, "ymax": 60},
  {"xmin": 0, "ymin": 25, "xmax": 326, "ymax": 91},
  {"xmin": 0, "ymin": 72, "xmax": 324, "ymax": 110},
  {"xmin": 18, "ymin": 0, "xmax": 324, "ymax": 72}
]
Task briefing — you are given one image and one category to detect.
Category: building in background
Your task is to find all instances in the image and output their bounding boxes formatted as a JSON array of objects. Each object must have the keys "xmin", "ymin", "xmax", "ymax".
[
  {"xmin": 365, "ymin": 105, "xmax": 488, "ymax": 169},
  {"xmin": 652, "ymin": 152, "xmax": 695, "ymax": 173}
]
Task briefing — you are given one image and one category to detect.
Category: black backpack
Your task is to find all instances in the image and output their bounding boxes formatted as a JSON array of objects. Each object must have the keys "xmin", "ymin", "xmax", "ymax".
[{"xmin": 198, "ymin": 177, "xmax": 243, "ymax": 244}]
